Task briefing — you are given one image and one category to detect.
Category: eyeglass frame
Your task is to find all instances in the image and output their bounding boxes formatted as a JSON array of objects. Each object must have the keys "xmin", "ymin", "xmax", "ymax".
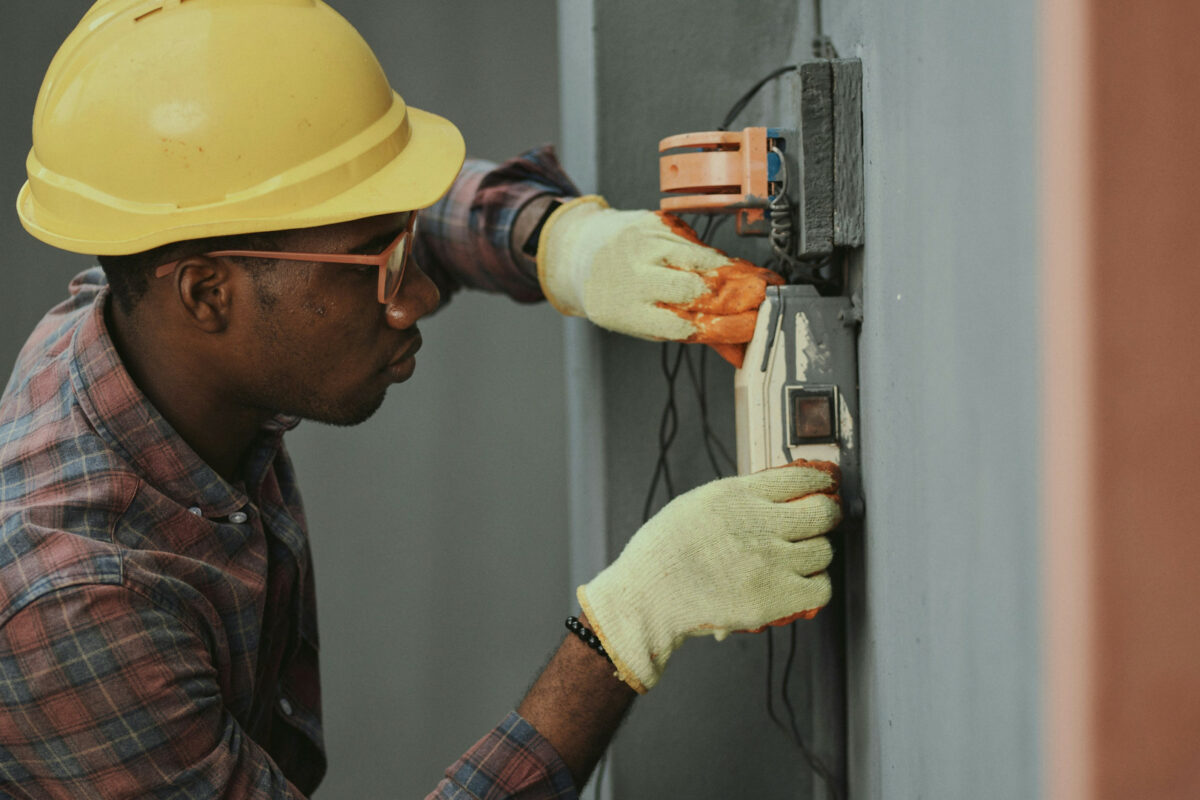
[{"xmin": 153, "ymin": 211, "xmax": 419, "ymax": 305}]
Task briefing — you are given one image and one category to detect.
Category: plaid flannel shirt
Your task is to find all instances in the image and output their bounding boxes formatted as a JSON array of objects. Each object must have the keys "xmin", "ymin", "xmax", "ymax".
[
  {"xmin": 417, "ymin": 146, "xmax": 579, "ymax": 305},
  {"xmin": 0, "ymin": 148, "xmax": 578, "ymax": 799}
]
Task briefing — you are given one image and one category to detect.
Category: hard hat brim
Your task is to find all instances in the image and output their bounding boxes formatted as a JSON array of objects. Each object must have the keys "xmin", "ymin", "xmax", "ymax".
[{"xmin": 17, "ymin": 100, "xmax": 466, "ymax": 256}]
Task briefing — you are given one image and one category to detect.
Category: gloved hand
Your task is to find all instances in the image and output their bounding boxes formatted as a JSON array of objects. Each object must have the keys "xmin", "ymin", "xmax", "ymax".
[
  {"xmin": 577, "ymin": 461, "xmax": 841, "ymax": 694},
  {"xmin": 536, "ymin": 195, "xmax": 784, "ymax": 368}
]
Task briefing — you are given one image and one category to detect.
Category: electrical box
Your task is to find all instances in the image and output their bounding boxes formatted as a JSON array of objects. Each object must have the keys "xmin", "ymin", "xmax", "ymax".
[
  {"xmin": 656, "ymin": 59, "xmax": 865, "ymax": 511},
  {"xmin": 734, "ymin": 285, "xmax": 861, "ymax": 513},
  {"xmin": 657, "ymin": 59, "xmax": 863, "ymax": 259}
]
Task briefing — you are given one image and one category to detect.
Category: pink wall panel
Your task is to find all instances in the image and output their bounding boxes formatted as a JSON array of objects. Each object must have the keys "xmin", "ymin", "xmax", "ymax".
[{"xmin": 1044, "ymin": 1, "xmax": 1200, "ymax": 797}]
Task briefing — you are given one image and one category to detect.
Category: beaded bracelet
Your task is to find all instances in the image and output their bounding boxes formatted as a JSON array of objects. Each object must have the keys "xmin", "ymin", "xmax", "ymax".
[{"xmin": 565, "ymin": 616, "xmax": 614, "ymax": 665}]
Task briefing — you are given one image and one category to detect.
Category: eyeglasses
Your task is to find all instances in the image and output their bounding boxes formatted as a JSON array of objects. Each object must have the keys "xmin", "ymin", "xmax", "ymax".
[{"xmin": 153, "ymin": 212, "xmax": 419, "ymax": 305}]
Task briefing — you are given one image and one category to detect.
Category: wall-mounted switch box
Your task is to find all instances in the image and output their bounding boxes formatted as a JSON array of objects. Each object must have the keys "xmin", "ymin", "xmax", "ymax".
[
  {"xmin": 735, "ymin": 284, "xmax": 861, "ymax": 513},
  {"xmin": 656, "ymin": 59, "xmax": 863, "ymax": 264}
]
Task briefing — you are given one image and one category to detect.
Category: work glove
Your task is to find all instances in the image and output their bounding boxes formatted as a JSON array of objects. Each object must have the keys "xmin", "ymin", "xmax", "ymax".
[
  {"xmin": 577, "ymin": 461, "xmax": 841, "ymax": 694},
  {"xmin": 537, "ymin": 195, "xmax": 784, "ymax": 368}
]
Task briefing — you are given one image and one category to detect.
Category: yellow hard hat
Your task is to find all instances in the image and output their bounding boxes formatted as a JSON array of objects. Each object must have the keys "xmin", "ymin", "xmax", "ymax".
[{"xmin": 17, "ymin": 0, "xmax": 466, "ymax": 255}]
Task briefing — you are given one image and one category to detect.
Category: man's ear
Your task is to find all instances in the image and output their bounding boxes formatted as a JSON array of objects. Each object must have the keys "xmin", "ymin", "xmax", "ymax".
[{"xmin": 173, "ymin": 256, "xmax": 237, "ymax": 333}]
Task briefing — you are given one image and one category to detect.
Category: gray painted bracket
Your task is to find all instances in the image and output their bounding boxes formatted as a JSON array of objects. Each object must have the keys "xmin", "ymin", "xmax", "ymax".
[
  {"xmin": 795, "ymin": 58, "xmax": 864, "ymax": 256},
  {"xmin": 798, "ymin": 60, "xmax": 835, "ymax": 257},
  {"xmin": 833, "ymin": 59, "xmax": 865, "ymax": 247}
]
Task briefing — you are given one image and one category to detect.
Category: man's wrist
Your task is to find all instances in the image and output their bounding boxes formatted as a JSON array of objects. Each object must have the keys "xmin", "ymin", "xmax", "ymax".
[
  {"xmin": 510, "ymin": 194, "xmax": 560, "ymax": 269},
  {"xmin": 522, "ymin": 198, "xmax": 563, "ymax": 257},
  {"xmin": 516, "ymin": 613, "xmax": 637, "ymax": 789},
  {"xmin": 566, "ymin": 615, "xmax": 613, "ymax": 666}
]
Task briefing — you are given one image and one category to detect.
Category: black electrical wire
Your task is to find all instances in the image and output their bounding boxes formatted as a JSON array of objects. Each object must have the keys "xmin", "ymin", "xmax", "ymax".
[
  {"xmin": 682, "ymin": 348, "xmax": 736, "ymax": 479},
  {"xmin": 779, "ymin": 624, "xmax": 842, "ymax": 800},
  {"xmin": 767, "ymin": 622, "xmax": 840, "ymax": 800},
  {"xmin": 718, "ymin": 65, "xmax": 798, "ymax": 132},
  {"xmin": 699, "ymin": 350, "xmax": 737, "ymax": 472},
  {"xmin": 766, "ymin": 629, "xmax": 842, "ymax": 799},
  {"xmin": 684, "ymin": 350, "xmax": 723, "ymax": 480},
  {"xmin": 779, "ymin": 625, "xmax": 801, "ymax": 736},
  {"xmin": 715, "ymin": 0, "xmax": 834, "ymax": 120},
  {"xmin": 687, "ymin": 213, "xmax": 739, "ymax": 480},
  {"xmin": 640, "ymin": 212, "xmax": 733, "ymax": 516},
  {"xmin": 763, "ymin": 623, "xmax": 840, "ymax": 800},
  {"xmin": 764, "ymin": 627, "xmax": 787, "ymax": 734},
  {"xmin": 641, "ymin": 343, "xmax": 686, "ymax": 523},
  {"xmin": 812, "ymin": 0, "xmax": 839, "ymax": 59}
]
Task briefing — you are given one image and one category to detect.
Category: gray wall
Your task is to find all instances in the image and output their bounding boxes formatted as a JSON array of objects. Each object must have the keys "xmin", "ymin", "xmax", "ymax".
[
  {"xmin": 846, "ymin": 2, "xmax": 1041, "ymax": 796},
  {"xmin": 1, "ymin": 2, "xmax": 567, "ymax": 798},
  {"xmin": 1, "ymin": 2, "xmax": 98, "ymax": 351},
  {"xmin": 567, "ymin": 0, "xmax": 1042, "ymax": 797}
]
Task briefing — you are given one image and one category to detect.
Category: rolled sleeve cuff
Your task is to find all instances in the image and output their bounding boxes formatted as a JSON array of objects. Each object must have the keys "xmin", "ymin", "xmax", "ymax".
[
  {"xmin": 428, "ymin": 711, "xmax": 577, "ymax": 800},
  {"xmin": 415, "ymin": 145, "xmax": 580, "ymax": 305}
]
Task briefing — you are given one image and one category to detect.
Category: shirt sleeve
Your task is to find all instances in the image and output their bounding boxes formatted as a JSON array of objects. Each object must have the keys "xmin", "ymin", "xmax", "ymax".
[
  {"xmin": 428, "ymin": 712, "xmax": 578, "ymax": 800},
  {"xmin": 413, "ymin": 145, "xmax": 580, "ymax": 306},
  {"xmin": 0, "ymin": 583, "xmax": 307, "ymax": 799}
]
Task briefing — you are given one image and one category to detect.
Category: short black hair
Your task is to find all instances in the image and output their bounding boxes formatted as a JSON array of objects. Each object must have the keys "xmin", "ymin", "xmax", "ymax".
[{"xmin": 98, "ymin": 230, "xmax": 283, "ymax": 315}]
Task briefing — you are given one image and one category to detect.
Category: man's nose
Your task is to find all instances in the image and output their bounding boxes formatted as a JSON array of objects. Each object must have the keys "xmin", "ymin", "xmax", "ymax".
[{"xmin": 384, "ymin": 257, "xmax": 440, "ymax": 329}]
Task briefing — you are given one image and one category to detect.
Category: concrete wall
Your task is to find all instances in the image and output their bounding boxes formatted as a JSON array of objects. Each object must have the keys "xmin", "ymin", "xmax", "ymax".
[
  {"xmin": 566, "ymin": 0, "xmax": 1042, "ymax": 797},
  {"xmin": 1044, "ymin": 1, "xmax": 1200, "ymax": 796},
  {"xmin": 0, "ymin": 1, "xmax": 98, "ymax": 349},
  {"xmin": 1, "ymin": 2, "xmax": 567, "ymax": 798},
  {"xmin": 847, "ymin": 1, "xmax": 1041, "ymax": 797}
]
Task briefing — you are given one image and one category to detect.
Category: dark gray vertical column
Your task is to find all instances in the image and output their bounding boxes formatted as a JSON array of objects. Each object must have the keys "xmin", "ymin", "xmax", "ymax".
[{"xmin": 556, "ymin": 4, "xmax": 612, "ymax": 798}]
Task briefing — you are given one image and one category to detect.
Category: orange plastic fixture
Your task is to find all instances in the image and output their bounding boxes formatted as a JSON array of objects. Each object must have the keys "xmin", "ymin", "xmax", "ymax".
[{"xmin": 659, "ymin": 127, "xmax": 771, "ymax": 236}]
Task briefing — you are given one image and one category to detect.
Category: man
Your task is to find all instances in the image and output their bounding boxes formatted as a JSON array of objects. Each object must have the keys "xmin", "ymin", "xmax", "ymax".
[{"xmin": 0, "ymin": 1, "xmax": 841, "ymax": 797}]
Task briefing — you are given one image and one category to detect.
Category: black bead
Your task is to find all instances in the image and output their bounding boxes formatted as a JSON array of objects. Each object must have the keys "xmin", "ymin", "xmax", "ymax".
[{"xmin": 564, "ymin": 615, "xmax": 613, "ymax": 666}]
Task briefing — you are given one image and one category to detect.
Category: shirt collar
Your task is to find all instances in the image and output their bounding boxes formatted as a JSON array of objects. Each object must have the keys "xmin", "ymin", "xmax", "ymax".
[{"xmin": 68, "ymin": 289, "xmax": 297, "ymax": 518}]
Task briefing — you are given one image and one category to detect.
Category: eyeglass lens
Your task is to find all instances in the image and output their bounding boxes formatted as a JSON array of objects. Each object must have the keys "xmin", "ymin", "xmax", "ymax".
[{"xmin": 382, "ymin": 231, "xmax": 412, "ymax": 301}]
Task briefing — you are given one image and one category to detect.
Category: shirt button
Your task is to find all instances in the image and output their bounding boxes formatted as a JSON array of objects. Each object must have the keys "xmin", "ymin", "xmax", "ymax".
[
  {"xmin": 229, "ymin": 511, "xmax": 249, "ymax": 524},
  {"xmin": 188, "ymin": 507, "xmax": 203, "ymax": 517},
  {"xmin": 279, "ymin": 697, "xmax": 294, "ymax": 716}
]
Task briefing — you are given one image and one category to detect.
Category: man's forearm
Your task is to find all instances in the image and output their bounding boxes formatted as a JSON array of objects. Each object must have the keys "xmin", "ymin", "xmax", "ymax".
[{"xmin": 517, "ymin": 613, "xmax": 637, "ymax": 789}]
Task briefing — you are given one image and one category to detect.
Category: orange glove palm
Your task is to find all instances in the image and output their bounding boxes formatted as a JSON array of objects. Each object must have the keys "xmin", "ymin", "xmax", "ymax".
[{"xmin": 537, "ymin": 195, "xmax": 783, "ymax": 366}]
